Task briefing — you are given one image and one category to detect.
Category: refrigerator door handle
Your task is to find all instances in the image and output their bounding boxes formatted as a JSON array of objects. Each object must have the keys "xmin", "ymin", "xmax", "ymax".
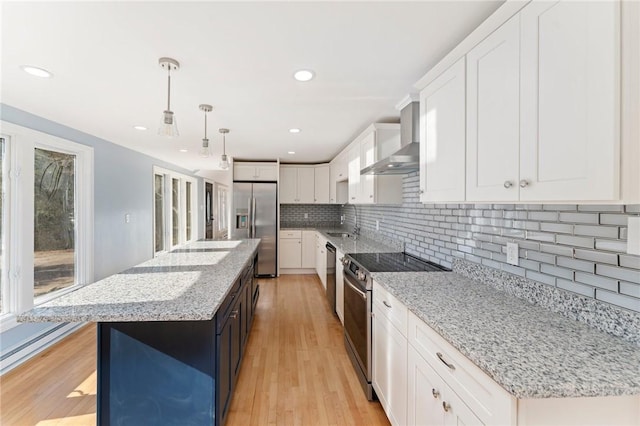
[
  {"xmin": 251, "ymin": 197, "xmax": 257, "ymax": 238},
  {"xmin": 247, "ymin": 198, "xmax": 252, "ymax": 238}
]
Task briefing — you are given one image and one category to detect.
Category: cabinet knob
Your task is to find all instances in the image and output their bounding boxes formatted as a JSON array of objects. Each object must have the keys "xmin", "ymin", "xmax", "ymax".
[
  {"xmin": 503, "ymin": 181, "xmax": 513, "ymax": 188},
  {"xmin": 419, "ymin": 189, "xmax": 424, "ymax": 194},
  {"xmin": 230, "ymin": 310, "xmax": 239, "ymax": 319},
  {"xmin": 369, "ymin": 195, "xmax": 373, "ymax": 198},
  {"xmin": 519, "ymin": 179, "xmax": 529, "ymax": 188},
  {"xmin": 431, "ymin": 388, "xmax": 440, "ymax": 399},
  {"xmin": 442, "ymin": 401, "xmax": 451, "ymax": 413},
  {"xmin": 351, "ymin": 197, "xmax": 356, "ymax": 200}
]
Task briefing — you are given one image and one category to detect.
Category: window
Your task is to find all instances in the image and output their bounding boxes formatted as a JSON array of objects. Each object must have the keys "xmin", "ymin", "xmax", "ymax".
[
  {"xmin": 0, "ymin": 122, "xmax": 93, "ymax": 326},
  {"xmin": 215, "ymin": 184, "xmax": 229, "ymax": 238},
  {"xmin": 152, "ymin": 167, "xmax": 196, "ymax": 254},
  {"xmin": 154, "ymin": 174, "xmax": 164, "ymax": 254},
  {"xmin": 33, "ymin": 148, "xmax": 76, "ymax": 298}
]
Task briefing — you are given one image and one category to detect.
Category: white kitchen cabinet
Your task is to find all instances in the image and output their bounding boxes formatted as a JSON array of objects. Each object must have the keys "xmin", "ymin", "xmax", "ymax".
[
  {"xmin": 330, "ymin": 152, "xmax": 348, "ymax": 204},
  {"xmin": 234, "ymin": 162, "xmax": 278, "ymax": 181},
  {"xmin": 314, "ymin": 165, "xmax": 330, "ymax": 203},
  {"xmin": 279, "ymin": 166, "xmax": 315, "ymax": 204},
  {"xmin": 466, "ymin": 15, "xmax": 520, "ymax": 202},
  {"xmin": 279, "ymin": 232, "xmax": 302, "ymax": 269},
  {"xmin": 347, "ymin": 124, "xmax": 403, "ymax": 205},
  {"xmin": 315, "ymin": 232, "xmax": 327, "ymax": 289},
  {"xmin": 301, "ymin": 230, "xmax": 316, "ymax": 269},
  {"xmin": 335, "ymin": 249, "xmax": 345, "ymax": 324},
  {"xmin": 419, "ymin": 57, "xmax": 466, "ymax": 202},
  {"xmin": 372, "ymin": 281, "xmax": 407, "ymax": 426},
  {"xmin": 408, "ymin": 345, "xmax": 483, "ymax": 426},
  {"xmin": 519, "ymin": 0, "xmax": 620, "ymax": 201}
]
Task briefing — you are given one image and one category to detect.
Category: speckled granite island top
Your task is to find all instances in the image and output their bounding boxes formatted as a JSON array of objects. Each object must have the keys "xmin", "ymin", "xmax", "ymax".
[
  {"xmin": 371, "ymin": 271, "xmax": 640, "ymax": 399},
  {"xmin": 18, "ymin": 239, "xmax": 260, "ymax": 323}
]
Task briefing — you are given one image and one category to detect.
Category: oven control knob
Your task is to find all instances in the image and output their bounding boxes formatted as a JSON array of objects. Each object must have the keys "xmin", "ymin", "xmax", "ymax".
[
  {"xmin": 341, "ymin": 257, "xmax": 349, "ymax": 266},
  {"xmin": 356, "ymin": 271, "xmax": 366, "ymax": 281}
]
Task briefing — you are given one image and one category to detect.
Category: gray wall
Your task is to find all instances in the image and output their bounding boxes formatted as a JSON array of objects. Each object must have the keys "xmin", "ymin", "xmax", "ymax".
[
  {"xmin": 0, "ymin": 104, "xmax": 204, "ymax": 360},
  {"xmin": 342, "ymin": 172, "xmax": 640, "ymax": 313},
  {"xmin": 280, "ymin": 204, "xmax": 341, "ymax": 227}
]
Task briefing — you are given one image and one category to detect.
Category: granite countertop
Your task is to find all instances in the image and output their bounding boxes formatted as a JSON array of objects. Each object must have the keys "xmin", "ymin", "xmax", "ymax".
[
  {"xmin": 371, "ymin": 270, "xmax": 640, "ymax": 399},
  {"xmin": 18, "ymin": 239, "xmax": 260, "ymax": 323}
]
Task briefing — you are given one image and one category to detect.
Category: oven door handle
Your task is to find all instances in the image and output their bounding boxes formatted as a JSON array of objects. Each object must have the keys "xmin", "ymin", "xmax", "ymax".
[{"xmin": 345, "ymin": 277, "xmax": 367, "ymax": 300}]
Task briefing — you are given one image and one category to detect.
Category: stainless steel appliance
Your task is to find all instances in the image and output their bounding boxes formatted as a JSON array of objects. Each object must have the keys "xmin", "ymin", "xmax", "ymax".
[
  {"xmin": 231, "ymin": 182, "xmax": 277, "ymax": 277},
  {"xmin": 342, "ymin": 252, "xmax": 449, "ymax": 400},
  {"xmin": 325, "ymin": 242, "xmax": 336, "ymax": 315}
]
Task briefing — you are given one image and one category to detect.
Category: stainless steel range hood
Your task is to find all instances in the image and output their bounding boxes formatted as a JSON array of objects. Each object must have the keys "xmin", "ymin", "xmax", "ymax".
[{"xmin": 361, "ymin": 101, "xmax": 419, "ymax": 175}]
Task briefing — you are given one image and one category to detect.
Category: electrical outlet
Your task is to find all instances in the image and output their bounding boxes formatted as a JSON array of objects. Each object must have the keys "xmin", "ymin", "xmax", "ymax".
[
  {"xmin": 304, "ymin": 213, "xmax": 308, "ymax": 219},
  {"xmin": 628, "ymin": 217, "xmax": 640, "ymax": 255},
  {"xmin": 125, "ymin": 213, "xmax": 131, "ymax": 224},
  {"xmin": 506, "ymin": 242, "xmax": 519, "ymax": 266},
  {"xmin": 376, "ymin": 220, "xmax": 380, "ymax": 230}
]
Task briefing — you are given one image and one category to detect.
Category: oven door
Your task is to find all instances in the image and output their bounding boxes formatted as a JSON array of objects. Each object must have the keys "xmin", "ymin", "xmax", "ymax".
[{"xmin": 343, "ymin": 272, "xmax": 371, "ymax": 382}]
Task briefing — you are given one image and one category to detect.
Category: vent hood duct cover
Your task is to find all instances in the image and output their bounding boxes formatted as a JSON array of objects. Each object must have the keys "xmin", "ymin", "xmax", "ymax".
[{"xmin": 361, "ymin": 101, "xmax": 419, "ymax": 175}]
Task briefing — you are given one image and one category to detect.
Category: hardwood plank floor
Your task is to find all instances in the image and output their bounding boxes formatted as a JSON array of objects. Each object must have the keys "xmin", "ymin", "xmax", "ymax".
[{"xmin": 0, "ymin": 275, "xmax": 389, "ymax": 426}]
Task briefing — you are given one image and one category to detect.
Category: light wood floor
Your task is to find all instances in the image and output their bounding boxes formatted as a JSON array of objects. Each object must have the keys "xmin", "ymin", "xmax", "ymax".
[{"xmin": 0, "ymin": 275, "xmax": 389, "ymax": 426}]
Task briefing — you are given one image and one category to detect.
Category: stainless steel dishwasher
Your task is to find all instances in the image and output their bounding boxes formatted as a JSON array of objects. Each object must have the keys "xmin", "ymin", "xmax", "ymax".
[{"xmin": 325, "ymin": 242, "xmax": 337, "ymax": 316}]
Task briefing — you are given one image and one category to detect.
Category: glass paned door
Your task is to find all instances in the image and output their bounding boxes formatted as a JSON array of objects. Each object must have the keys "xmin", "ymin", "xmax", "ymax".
[
  {"xmin": 33, "ymin": 148, "xmax": 76, "ymax": 298},
  {"xmin": 0, "ymin": 138, "xmax": 5, "ymax": 313},
  {"xmin": 172, "ymin": 178, "xmax": 179, "ymax": 246},
  {"xmin": 186, "ymin": 181, "xmax": 192, "ymax": 241}
]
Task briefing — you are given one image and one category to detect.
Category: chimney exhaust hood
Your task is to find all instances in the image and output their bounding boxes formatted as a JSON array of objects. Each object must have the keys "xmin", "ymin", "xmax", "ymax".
[{"xmin": 360, "ymin": 101, "xmax": 420, "ymax": 175}]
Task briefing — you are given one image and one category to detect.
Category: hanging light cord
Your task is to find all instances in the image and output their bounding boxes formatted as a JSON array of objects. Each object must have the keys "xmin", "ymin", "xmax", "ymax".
[
  {"xmin": 203, "ymin": 110, "xmax": 208, "ymax": 140},
  {"xmin": 166, "ymin": 68, "xmax": 171, "ymax": 111},
  {"xmin": 222, "ymin": 132, "xmax": 226, "ymax": 155}
]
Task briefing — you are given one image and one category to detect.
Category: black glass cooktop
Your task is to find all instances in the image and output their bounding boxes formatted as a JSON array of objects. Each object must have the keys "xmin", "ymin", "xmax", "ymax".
[{"xmin": 347, "ymin": 252, "xmax": 450, "ymax": 273}]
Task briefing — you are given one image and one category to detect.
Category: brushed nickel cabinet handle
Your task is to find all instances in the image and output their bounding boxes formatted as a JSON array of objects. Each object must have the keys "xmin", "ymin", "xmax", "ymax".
[
  {"xmin": 383, "ymin": 301, "xmax": 392, "ymax": 308},
  {"xmin": 519, "ymin": 179, "xmax": 529, "ymax": 188},
  {"xmin": 436, "ymin": 352, "xmax": 455, "ymax": 370},
  {"xmin": 432, "ymin": 388, "xmax": 440, "ymax": 399},
  {"xmin": 442, "ymin": 401, "xmax": 451, "ymax": 412},
  {"xmin": 504, "ymin": 181, "xmax": 513, "ymax": 188}
]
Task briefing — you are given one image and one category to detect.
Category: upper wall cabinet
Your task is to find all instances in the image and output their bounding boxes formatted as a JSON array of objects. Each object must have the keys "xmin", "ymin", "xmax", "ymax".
[
  {"xmin": 280, "ymin": 166, "xmax": 315, "ymax": 203},
  {"xmin": 329, "ymin": 152, "xmax": 348, "ymax": 204},
  {"xmin": 314, "ymin": 165, "xmax": 330, "ymax": 204},
  {"xmin": 519, "ymin": 0, "xmax": 619, "ymax": 201},
  {"xmin": 419, "ymin": 57, "xmax": 466, "ymax": 202},
  {"xmin": 233, "ymin": 162, "xmax": 278, "ymax": 182},
  {"xmin": 466, "ymin": 14, "xmax": 521, "ymax": 201}
]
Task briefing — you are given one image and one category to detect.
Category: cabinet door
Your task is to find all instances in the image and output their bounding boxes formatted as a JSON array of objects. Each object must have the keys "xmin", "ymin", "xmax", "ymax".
[
  {"xmin": 520, "ymin": 0, "xmax": 619, "ymax": 201},
  {"xmin": 372, "ymin": 304, "xmax": 408, "ymax": 426},
  {"xmin": 297, "ymin": 168, "xmax": 316, "ymax": 204},
  {"xmin": 314, "ymin": 165, "xmax": 330, "ymax": 203},
  {"xmin": 301, "ymin": 231, "xmax": 316, "ymax": 268},
  {"xmin": 408, "ymin": 345, "xmax": 446, "ymax": 426},
  {"xmin": 234, "ymin": 164, "xmax": 257, "ymax": 181},
  {"xmin": 279, "ymin": 238, "xmax": 301, "ymax": 268},
  {"xmin": 217, "ymin": 319, "xmax": 233, "ymax": 426},
  {"xmin": 347, "ymin": 144, "xmax": 360, "ymax": 203},
  {"xmin": 442, "ymin": 386, "xmax": 483, "ymax": 426},
  {"xmin": 335, "ymin": 250, "xmax": 344, "ymax": 324},
  {"xmin": 330, "ymin": 161, "xmax": 339, "ymax": 203},
  {"xmin": 419, "ymin": 57, "xmax": 467, "ymax": 203},
  {"xmin": 279, "ymin": 167, "xmax": 298, "ymax": 203},
  {"xmin": 360, "ymin": 134, "xmax": 376, "ymax": 203},
  {"xmin": 466, "ymin": 16, "xmax": 520, "ymax": 202},
  {"xmin": 255, "ymin": 164, "xmax": 278, "ymax": 181}
]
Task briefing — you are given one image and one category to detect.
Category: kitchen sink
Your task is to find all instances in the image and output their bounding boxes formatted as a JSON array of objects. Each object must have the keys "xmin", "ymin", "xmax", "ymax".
[{"xmin": 327, "ymin": 232, "xmax": 354, "ymax": 239}]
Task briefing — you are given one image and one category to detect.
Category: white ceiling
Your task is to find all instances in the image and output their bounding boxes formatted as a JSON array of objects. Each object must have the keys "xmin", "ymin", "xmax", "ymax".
[{"xmin": 1, "ymin": 1, "xmax": 502, "ymax": 172}]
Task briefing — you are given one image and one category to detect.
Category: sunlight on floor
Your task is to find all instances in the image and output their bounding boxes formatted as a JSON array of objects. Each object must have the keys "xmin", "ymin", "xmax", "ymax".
[
  {"xmin": 36, "ymin": 413, "xmax": 95, "ymax": 426},
  {"xmin": 65, "ymin": 372, "xmax": 97, "ymax": 398}
]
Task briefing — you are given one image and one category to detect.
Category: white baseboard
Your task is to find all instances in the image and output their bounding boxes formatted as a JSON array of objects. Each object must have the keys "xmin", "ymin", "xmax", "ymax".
[
  {"xmin": 279, "ymin": 268, "xmax": 317, "ymax": 275},
  {"xmin": 0, "ymin": 322, "xmax": 86, "ymax": 376}
]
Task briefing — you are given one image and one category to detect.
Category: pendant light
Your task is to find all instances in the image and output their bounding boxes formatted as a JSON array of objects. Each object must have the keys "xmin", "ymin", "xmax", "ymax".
[
  {"xmin": 158, "ymin": 57, "xmax": 180, "ymax": 137},
  {"xmin": 198, "ymin": 104, "xmax": 213, "ymax": 157},
  {"xmin": 219, "ymin": 128, "xmax": 230, "ymax": 170}
]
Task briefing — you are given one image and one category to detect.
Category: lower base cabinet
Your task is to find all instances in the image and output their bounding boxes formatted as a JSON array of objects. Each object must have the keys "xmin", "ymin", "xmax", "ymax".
[
  {"xmin": 335, "ymin": 249, "xmax": 345, "ymax": 324},
  {"xmin": 408, "ymin": 345, "xmax": 482, "ymax": 426}
]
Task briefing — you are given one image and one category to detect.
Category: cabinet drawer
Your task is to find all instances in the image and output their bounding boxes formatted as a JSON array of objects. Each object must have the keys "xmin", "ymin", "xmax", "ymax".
[
  {"xmin": 373, "ymin": 281, "xmax": 408, "ymax": 337},
  {"xmin": 280, "ymin": 230, "xmax": 302, "ymax": 239},
  {"xmin": 408, "ymin": 311, "xmax": 515, "ymax": 425}
]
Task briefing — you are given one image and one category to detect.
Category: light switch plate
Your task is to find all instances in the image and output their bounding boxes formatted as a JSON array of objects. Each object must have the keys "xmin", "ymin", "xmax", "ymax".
[
  {"xmin": 125, "ymin": 213, "xmax": 131, "ymax": 224},
  {"xmin": 376, "ymin": 220, "xmax": 380, "ymax": 230},
  {"xmin": 628, "ymin": 217, "xmax": 640, "ymax": 255},
  {"xmin": 304, "ymin": 213, "xmax": 308, "ymax": 219},
  {"xmin": 506, "ymin": 242, "xmax": 519, "ymax": 266}
]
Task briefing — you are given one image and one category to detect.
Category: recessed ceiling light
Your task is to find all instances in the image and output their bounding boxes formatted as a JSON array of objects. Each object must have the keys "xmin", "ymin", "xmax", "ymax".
[
  {"xmin": 179, "ymin": 149, "xmax": 188, "ymax": 153},
  {"xmin": 20, "ymin": 65, "xmax": 53, "ymax": 78},
  {"xmin": 288, "ymin": 151, "xmax": 296, "ymax": 155},
  {"xmin": 289, "ymin": 128, "xmax": 301, "ymax": 134},
  {"xmin": 293, "ymin": 69, "xmax": 315, "ymax": 82},
  {"xmin": 133, "ymin": 125, "xmax": 147, "ymax": 131}
]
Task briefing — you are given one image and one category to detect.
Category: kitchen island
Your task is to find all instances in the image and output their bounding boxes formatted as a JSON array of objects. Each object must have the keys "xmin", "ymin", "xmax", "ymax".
[{"xmin": 19, "ymin": 239, "xmax": 261, "ymax": 426}]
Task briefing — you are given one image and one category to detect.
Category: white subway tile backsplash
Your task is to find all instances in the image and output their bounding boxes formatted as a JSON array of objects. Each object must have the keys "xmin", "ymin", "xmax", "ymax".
[
  {"xmin": 595, "ymin": 289, "xmax": 640, "ymax": 312},
  {"xmin": 341, "ymin": 173, "xmax": 640, "ymax": 313}
]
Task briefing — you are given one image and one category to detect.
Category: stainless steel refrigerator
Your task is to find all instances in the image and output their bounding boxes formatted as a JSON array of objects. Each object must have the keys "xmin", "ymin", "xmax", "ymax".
[{"xmin": 231, "ymin": 182, "xmax": 277, "ymax": 277}]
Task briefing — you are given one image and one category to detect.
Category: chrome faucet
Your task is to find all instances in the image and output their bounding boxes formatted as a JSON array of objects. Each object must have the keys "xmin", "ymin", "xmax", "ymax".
[{"xmin": 349, "ymin": 203, "xmax": 360, "ymax": 238}]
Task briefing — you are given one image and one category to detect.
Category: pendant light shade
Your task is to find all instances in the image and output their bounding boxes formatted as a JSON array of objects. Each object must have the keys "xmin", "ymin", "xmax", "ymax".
[
  {"xmin": 219, "ymin": 128, "xmax": 230, "ymax": 170},
  {"xmin": 158, "ymin": 57, "xmax": 180, "ymax": 137},
  {"xmin": 199, "ymin": 104, "xmax": 213, "ymax": 157}
]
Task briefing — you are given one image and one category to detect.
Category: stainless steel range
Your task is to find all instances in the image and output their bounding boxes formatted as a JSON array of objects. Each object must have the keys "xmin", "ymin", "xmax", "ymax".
[{"xmin": 341, "ymin": 252, "xmax": 449, "ymax": 400}]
